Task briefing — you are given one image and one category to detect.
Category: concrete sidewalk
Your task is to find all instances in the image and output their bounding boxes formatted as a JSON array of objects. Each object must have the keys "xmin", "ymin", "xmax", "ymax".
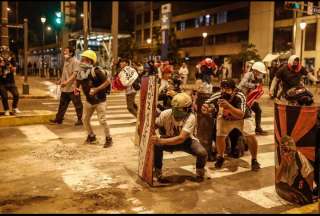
[
  {"xmin": 0, "ymin": 75, "xmax": 57, "ymax": 127},
  {"xmin": 13, "ymin": 75, "xmax": 56, "ymax": 99}
]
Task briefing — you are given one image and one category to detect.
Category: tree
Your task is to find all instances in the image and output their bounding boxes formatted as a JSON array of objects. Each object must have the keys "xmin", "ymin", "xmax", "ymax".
[{"xmin": 227, "ymin": 43, "xmax": 261, "ymax": 66}]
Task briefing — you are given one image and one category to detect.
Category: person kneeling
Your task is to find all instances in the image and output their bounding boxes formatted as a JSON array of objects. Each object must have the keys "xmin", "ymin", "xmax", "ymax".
[{"xmin": 151, "ymin": 92, "xmax": 208, "ymax": 182}]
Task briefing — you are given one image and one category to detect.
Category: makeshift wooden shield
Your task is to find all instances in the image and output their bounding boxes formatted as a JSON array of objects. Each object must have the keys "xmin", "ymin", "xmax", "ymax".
[
  {"xmin": 274, "ymin": 102, "xmax": 319, "ymax": 205},
  {"xmin": 138, "ymin": 75, "xmax": 158, "ymax": 186},
  {"xmin": 196, "ymin": 92, "xmax": 214, "ymax": 158}
]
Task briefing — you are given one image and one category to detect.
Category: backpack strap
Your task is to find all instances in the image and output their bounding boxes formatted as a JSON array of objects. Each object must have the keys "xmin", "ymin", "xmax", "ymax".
[{"xmin": 295, "ymin": 151, "xmax": 302, "ymax": 170}]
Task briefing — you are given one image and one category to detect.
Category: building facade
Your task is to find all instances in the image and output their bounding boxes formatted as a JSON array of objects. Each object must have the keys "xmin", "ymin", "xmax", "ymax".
[{"xmin": 133, "ymin": 1, "xmax": 320, "ymax": 73}]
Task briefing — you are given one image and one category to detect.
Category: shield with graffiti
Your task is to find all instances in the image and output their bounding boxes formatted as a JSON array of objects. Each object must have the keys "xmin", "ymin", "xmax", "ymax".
[{"xmin": 274, "ymin": 102, "xmax": 319, "ymax": 205}]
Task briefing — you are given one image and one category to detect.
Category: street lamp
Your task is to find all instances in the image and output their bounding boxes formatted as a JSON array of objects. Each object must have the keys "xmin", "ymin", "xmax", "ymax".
[
  {"xmin": 202, "ymin": 32, "xmax": 208, "ymax": 57},
  {"xmin": 47, "ymin": 26, "xmax": 52, "ymax": 31},
  {"xmin": 146, "ymin": 38, "xmax": 152, "ymax": 59},
  {"xmin": 6, "ymin": 7, "xmax": 11, "ymax": 12},
  {"xmin": 41, "ymin": 17, "xmax": 46, "ymax": 77},
  {"xmin": 299, "ymin": 21, "xmax": 307, "ymax": 62},
  {"xmin": 80, "ymin": 13, "xmax": 84, "ymax": 18}
]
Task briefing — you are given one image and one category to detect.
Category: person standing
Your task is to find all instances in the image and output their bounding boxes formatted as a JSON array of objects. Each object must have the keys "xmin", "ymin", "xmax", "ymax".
[
  {"xmin": 178, "ymin": 62, "xmax": 189, "ymax": 85},
  {"xmin": 119, "ymin": 58, "xmax": 138, "ymax": 118},
  {"xmin": 75, "ymin": 50, "xmax": 113, "ymax": 147},
  {"xmin": 0, "ymin": 56, "xmax": 21, "ymax": 116},
  {"xmin": 238, "ymin": 61, "xmax": 268, "ymax": 135},
  {"xmin": 202, "ymin": 79, "xmax": 261, "ymax": 171},
  {"xmin": 50, "ymin": 47, "xmax": 83, "ymax": 125}
]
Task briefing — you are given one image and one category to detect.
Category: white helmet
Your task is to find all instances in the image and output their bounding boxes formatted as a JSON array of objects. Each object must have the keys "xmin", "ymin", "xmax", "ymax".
[{"xmin": 251, "ymin": 61, "xmax": 267, "ymax": 74}]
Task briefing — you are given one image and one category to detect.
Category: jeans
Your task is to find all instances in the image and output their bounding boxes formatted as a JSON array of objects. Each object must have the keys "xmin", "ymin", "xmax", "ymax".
[
  {"xmin": 154, "ymin": 138, "xmax": 208, "ymax": 170},
  {"xmin": 55, "ymin": 91, "xmax": 83, "ymax": 122},
  {"xmin": 126, "ymin": 92, "xmax": 138, "ymax": 117},
  {"xmin": 0, "ymin": 85, "xmax": 19, "ymax": 111},
  {"xmin": 83, "ymin": 101, "xmax": 111, "ymax": 137},
  {"xmin": 251, "ymin": 101, "xmax": 262, "ymax": 130}
]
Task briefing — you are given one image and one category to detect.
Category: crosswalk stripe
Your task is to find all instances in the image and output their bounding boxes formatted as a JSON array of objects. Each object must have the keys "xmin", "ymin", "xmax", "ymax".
[
  {"xmin": 18, "ymin": 125, "xmax": 60, "ymax": 142},
  {"xmin": 62, "ymin": 126, "xmax": 135, "ymax": 138},
  {"xmin": 237, "ymin": 185, "xmax": 290, "ymax": 209},
  {"xmin": 91, "ymin": 119, "xmax": 136, "ymax": 126},
  {"xmin": 257, "ymin": 134, "xmax": 274, "ymax": 146},
  {"xmin": 179, "ymin": 152, "xmax": 274, "ymax": 179}
]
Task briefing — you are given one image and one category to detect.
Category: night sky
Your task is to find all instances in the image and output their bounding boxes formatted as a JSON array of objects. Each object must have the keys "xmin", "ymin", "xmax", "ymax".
[{"xmin": 9, "ymin": 1, "xmax": 134, "ymax": 48}]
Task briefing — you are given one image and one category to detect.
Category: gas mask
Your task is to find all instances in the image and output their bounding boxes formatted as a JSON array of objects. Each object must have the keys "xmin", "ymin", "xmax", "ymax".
[
  {"xmin": 76, "ymin": 63, "xmax": 93, "ymax": 80},
  {"xmin": 79, "ymin": 62, "xmax": 93, "ymax": 70},
  {"xmin": 221, "ymin": 92, "xmax": 232, "ymax": 101},
  {"xmin": 172, "ymin": 107, "xmax": 190, "ymax": 119}
]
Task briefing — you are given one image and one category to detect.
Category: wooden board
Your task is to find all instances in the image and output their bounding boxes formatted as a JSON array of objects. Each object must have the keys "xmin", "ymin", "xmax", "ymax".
[{"xmin": 138, "ymin": 75, "xmax": 158, "ymax": 186}]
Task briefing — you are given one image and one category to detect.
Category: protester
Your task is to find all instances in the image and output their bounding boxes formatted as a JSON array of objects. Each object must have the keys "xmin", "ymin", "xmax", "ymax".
[
  {"xmin": 50, "ymin": 47, "xmax": 83, "ymax": 125},
  {"xmin": 0, "ymin": 55, "xmax": 21, "ymax": 116},
  {"xmin": 178, "ymin": 62, "xmax": 189, "ymax": 85},
  {"xmin": 151, "ymin": 92, "xmax": 208, "ymax": 182},
  {"xmin": 238, "ymin": 61, "xmax": 268, "ymax": 135},
  {"xmin": 119, "ymin": 58, "xmax": 138, "ymax": 118},
  {"xmin": 75, "ymin": 49, "xmax": 113, "ymax": 148},
  {"xmin": 270, "ymin": 55, "xmax": 319, "ymax": 99},
  {"xmin": 202, "ymin": 79, "xmax": 261, "ymax": 171}
]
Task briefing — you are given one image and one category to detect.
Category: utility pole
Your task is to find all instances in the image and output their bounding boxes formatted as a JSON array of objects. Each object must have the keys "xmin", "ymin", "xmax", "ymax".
[
  {"xmin": 23, "ymin": 19, "xmax": 29, "ymax": 95},
  {"xmin": 1, "ymin": 1, "xmax": 9, "ymax": 47},
  {"xmin": 150, "ymin": 1, "xmax": 153, "ymax": 58},
  {"xmin": 83, "ymin": 1, "xmax": 89, "ymax": 50},
  {"xmin": 112, "ymin": 1, "xmax": 119, "ymax": 61}
]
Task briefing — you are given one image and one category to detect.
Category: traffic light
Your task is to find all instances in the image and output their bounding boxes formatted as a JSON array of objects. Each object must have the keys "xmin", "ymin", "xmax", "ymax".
[
  {"xmin": 284, "ymin": 1, "xmax": 303, "ymax": 10},
  {"xmin": 54, "ymin": 11, "xmax": 64, "ymax": 28}
]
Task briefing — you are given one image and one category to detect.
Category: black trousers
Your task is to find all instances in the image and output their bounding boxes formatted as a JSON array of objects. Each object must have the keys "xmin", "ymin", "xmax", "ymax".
[
  {"xmin": 251, "ymin": 101, "xmax": 262, "ymax": 130},
  {"xmin": 154, "ymin": 138, "xmax": 208, "ymax": 170},
  {"xmin": 0, "ymin": 85, "xmax": 19, "ymax": 111},
  {"xmin": 55, "ymin": 91, "xmax": 83, "ymax": 122}
]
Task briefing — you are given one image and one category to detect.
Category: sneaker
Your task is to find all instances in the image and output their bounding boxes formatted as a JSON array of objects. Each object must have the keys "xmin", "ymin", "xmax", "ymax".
[
  {"xmin": 85, "ymin": 134, "xmax": 97, "ymax": 144},
  {"xmin": 251, "ymin": 159, "xmax": 261, "ymax": 171},
  {"xmin": 74, "ymin": 119, "xmax": 83, "ymax": 126},
  {"xmin": 154, "ymin": 168, "xmax": 163, "ymax": 181},
  {"xmin": 13, "ymin": 108, "xmax": 21, "ymax": 114},
  {"xmin": 4, "ymin": 110, "xmax": 10, "ymax": 116},
  {"xmin": 214, "ymin": 156, "xmax": 225, "ymax": 169},
  {"xmin": 103, "ymin": 136, "xmax": 113, "ymax": 148},
  {"xmin": 255, "ymin": 128, "xmax": 268, "ymax": 136},
  {"xmin": 49, "ymin": 119, "xmax": 62, "ymax": 125},
  {"xmin": 196, "ymin": 168, "xmax": 205, "ymax": 182}
]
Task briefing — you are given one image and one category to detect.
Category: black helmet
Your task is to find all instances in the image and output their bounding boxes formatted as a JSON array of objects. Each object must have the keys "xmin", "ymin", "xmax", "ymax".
[
  {"xmin": 286, "ymin": 87, "xmax": 314, "ymax": 106},
  {"xmin": 220, "ymin": 79, "xmax": 236, "ymax": 89}
]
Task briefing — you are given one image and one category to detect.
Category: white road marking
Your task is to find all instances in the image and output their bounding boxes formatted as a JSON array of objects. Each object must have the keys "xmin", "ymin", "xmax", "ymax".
[
  {"xmin": 180, "ymin": 152, "xmax": 275, "ymax": 179},
  {"xmin": 91, "ymin": 119, "xmax": 136, "ymax": 126},
  {"xmin": 18, "ymin": 125, "xmax": 60, "ymax": 142},
  {"xmin": 62, "ymin": 126, "xmax": 135, "ymax": 138},
  {"xmin": 256, "ymin": 134, "xmax": 274, "ymax": 146},
  {"xmin": 42, "ymin": 102, "xmax": 59, "ymax": 105},
  {"xmin": 237, "ymin": 185, "xmax": 290, "ymax": 208},
  {"xmin": 163, "ymin": 151, "xmax": 190, "ymax": 160},
  {"xmin": 62, "ymin": 162, "xmax": 114, "ymax": 192}
]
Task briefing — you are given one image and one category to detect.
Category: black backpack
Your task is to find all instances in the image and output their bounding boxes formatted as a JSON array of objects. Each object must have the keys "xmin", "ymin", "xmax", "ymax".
[{"xmin": 132, "ymin": 75, "xmax": 141, "ymax": 91}]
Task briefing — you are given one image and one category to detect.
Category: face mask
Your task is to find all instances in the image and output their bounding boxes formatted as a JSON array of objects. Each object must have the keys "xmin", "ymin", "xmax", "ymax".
[
  {"xmin": 221, "ymin": 92, "xmax": 232, "ymax": 100},
  {"xmin": 291, "ymin": 65, "xmax": 297, "ymax": 70},
  {"xmin": 79, "ymin": 62, "xmax": 92, "ymax": 70},
  {"xmin": 172, "ymin": 107, "xmax": 189, "ymax": 119}
]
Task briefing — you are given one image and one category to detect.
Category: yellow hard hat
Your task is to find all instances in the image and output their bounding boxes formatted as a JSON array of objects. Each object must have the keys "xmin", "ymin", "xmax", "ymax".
[
  {"xmin": 171, "ymin": 92, "xmax": 192, "ymax": 108},
  {"xmin": 80, "ymin": 49, "xmax": 97, "ymax": 64}
]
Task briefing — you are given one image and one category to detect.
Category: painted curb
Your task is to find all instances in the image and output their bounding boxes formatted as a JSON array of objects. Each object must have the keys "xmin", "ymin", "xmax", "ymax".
[{"xmin": 0, "ymin": 111, "xmax": 56, "ymax": 127}]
